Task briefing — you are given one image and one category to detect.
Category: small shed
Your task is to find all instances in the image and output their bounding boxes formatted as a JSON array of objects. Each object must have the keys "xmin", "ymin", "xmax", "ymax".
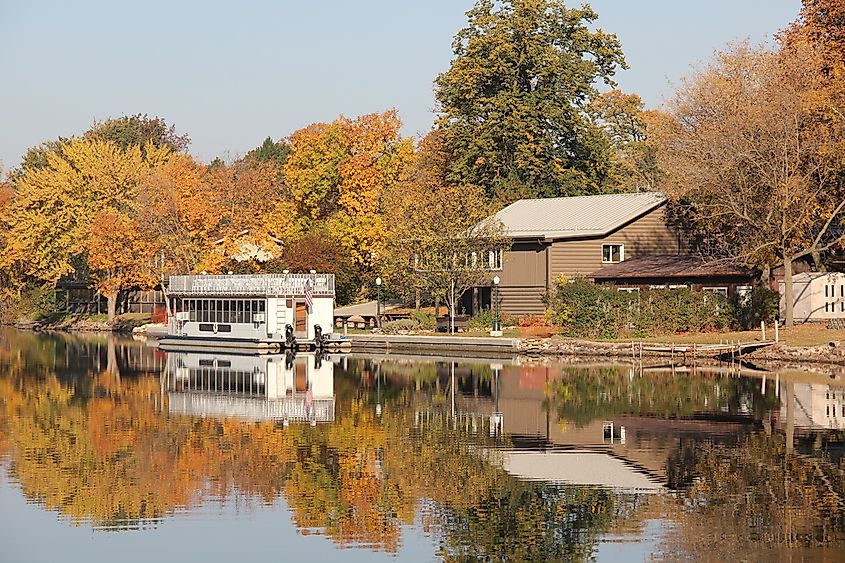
[{"xmin": 780, "ymin": 272, "xmax": 845, "ymax": 323}]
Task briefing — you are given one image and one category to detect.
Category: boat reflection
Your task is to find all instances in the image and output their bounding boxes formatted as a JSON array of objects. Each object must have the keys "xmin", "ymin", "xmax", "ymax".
[{"xmin": 164, "ymin": 351, "xmax": 335, "ymax": 424}]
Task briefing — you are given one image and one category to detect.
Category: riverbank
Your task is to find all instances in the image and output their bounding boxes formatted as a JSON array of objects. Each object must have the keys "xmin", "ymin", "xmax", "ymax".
[{"xmin": 12, "ymin": 313, "xmax": 151, "ymax": 333}]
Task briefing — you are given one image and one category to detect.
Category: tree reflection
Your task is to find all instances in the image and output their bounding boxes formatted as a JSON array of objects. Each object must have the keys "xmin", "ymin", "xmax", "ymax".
[{"xmin": 546, "ymin": 366, "xmax": 780, "ymax": 427}]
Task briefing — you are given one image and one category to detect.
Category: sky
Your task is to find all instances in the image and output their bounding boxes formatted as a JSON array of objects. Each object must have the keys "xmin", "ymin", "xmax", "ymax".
[{"xmin": 0, "ymin": 0, "xmax": 802, "ymax": 169}]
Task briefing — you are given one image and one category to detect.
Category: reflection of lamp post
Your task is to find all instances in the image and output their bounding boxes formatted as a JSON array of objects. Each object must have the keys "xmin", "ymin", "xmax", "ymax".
[
  {"xmin": 489, "ymin": 363, "xmax": 503, "ymax": 436},
  {"xmin": 491, "ymin": 276, "xmax": 502, "ymax": 336},
  {"xmin": 375, "ymin": 362, "xmax": 382, "ymax": 417},
  {"xmin": 375, "ymin": 277, "xmax": 382, "ymax": 329}
]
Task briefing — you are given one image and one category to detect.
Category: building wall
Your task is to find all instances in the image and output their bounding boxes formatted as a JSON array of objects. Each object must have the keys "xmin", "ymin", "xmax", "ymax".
[
  {"xmin": 782, "ymin": 273, "xmax": 845, "ymax": 322},
  {"xmin": 499, "ymin": 205, "xmax": 682, "ymax": 315},
  {"xmin": 549, "ymin": 206, "xmax": 681, "ymax": 279}
]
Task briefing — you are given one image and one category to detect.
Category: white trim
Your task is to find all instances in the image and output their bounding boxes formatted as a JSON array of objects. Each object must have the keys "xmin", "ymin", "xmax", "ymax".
[{"xmin": 602, "ymin": 243, "xmax": 624, "ymax": 264}]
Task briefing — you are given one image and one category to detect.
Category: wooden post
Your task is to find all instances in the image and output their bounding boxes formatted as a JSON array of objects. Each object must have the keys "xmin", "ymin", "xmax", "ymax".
[
  {"xmin": 760, "ymin": 321, "xmax": 766, "ymax": 341},
  {"xmin": 774, "ymin": 321, "xmax": 779, "ymax": 343}
]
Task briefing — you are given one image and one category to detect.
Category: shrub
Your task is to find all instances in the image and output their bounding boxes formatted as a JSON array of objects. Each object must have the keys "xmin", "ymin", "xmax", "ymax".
[
  {"xmin": 380, "ymin": 318, "xmax": 420, "ymax": 334},
  {"xmin": 500, "ymin": 312, "xmax": 518, "ymax": 327},
  {"xmin": 635, "ymin": 288, "xmax": 735, "ymax": 334},
  {"xmin": 151, "ymin": 306, "xmax": 168, "ymax": 324},
  {"xmin": 10, "ymin": 284, "xmax": 61, "ymax": 321},
  {"xmin": 468, "ymin": 308, "xmax": 494, "ymax": 329},
  {"xmin": 518, "ymin": 314, "xmax": 548, "ymax": 328},
  {"xmin": 410, "ymin": 309, "xmax": 436, "ymax": 330},
  {"xmin": 734, "ymin": 285, "xmax": 779, "ymax": 329},
  {"xmin": 544, "ymin": 277, "xmax": 740, "ymax": 339},
  {"xmin": 544, "ymin": 277, "xmax": 630, "ymax": 339}
]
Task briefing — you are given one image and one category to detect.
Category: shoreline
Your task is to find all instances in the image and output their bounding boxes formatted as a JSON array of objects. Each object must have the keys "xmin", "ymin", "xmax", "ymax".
[{"xmin": 9, "ymin": 321, "xmax": 845, "ymax": 367}]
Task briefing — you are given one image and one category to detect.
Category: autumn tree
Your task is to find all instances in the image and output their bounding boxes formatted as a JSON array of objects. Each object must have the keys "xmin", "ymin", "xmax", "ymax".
[
  {"xmin": 1, "ymin": 138, "xmax": 171, "ymax": 286},
  {"xmin": 434, "ymin": 0, "xmax": 627, "ymax": 200},
  {"xmin": 282, "ymin": 111, "xmax": 413, "ymax": 285},
  {"xmin": 590, "ymin": 91, "xmax": 664, "ymax": 192},
  {"xmin": 383, "ymin": 131, "xmax": 509, "ymax": 320},
  {"xmin": 88, "ymin": 210, "xmax": 158, "ymax": 321},
  {"xmin": 656, "ymin": 43, "xmax": 845, "ymax": 326}
]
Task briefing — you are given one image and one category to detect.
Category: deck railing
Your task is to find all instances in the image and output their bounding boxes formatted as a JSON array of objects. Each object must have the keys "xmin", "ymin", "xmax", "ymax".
[{"xmin": 168, "ymin": 273, "xmax": 335, "ymax": 296}]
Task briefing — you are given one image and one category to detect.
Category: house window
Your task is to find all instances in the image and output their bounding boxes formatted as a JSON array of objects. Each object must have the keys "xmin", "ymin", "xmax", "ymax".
[
  {"xmin": 602, "ymin": 244, "xmax": 624, "ymax": 263},
  {"xmin": 617, "ymin": 287, "xmax": 639, "ymax": 293},
  {"xmin": 737, "ymin": 285, "xmax": 753, "ymax": 306},
  {"xmin": 669, "ymin": 284, "xmax": 689, "ymax": 290},
  {"xmin": 703, "ymin": 287, "xmax": 729, "ymax": 297},
  {"xmin": 488, "ymin": 249, "xmax": 503, "ymax": 271}
]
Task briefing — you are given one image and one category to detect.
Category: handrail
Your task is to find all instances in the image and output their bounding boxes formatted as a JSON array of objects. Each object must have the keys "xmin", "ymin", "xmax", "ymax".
[{"xmin": 168, "ymin": 273, "xmax": 335, "ymax": 296}]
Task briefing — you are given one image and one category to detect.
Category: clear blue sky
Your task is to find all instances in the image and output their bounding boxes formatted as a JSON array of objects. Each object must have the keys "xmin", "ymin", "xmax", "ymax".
[{"xmin": 0, "ymin": 0, "xmax": 801, "ymax": 169}]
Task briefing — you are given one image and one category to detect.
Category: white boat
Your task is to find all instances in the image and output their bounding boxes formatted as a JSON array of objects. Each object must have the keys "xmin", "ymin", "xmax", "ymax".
[{"xmin": 157, "ymin": 273, "xmax": 336, "ymax": 352}]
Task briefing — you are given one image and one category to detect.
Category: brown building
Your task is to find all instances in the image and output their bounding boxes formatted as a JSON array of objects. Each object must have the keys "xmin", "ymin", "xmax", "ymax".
[
  {"xmin": 591, "ymin": 255, "xmax": 758, "ymax": 297},
  {"xmin": 480, "ymin": 192, "xmax": 684, "ymax": 315}
]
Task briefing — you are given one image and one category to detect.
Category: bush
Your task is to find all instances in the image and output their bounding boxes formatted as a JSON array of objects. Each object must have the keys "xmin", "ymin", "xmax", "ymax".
[
  {"xmin": 518, "ymin": 314, "xmax": 548, "ymax": 328},
  {"xmin": 734, "ymin": 285, "xmax": 779, "ymax": 329},
  {"xmin": 468, "ymin": 308, "xmax": 494, "ymax": 329},
  {"xmin": 9, "ymin": 284, "xmax": 61, "ymax": 321},
  {"xmin": 544, "ymin": 277, "xmax": 739, "ymax": 339},
  {"xmin": 544, "ymin": 277, "xmax": 630, "ymax": 339},
  {"xmin": 380, "ymin": 318, "xmax": 420, "ymax": 334},
  {"xmin": 636, "ymin": 288, "xmax": 735, "ymax": 334},
  {"xmin": 410, "ymin": 309, "xmax": 436, "ymax": 330}
]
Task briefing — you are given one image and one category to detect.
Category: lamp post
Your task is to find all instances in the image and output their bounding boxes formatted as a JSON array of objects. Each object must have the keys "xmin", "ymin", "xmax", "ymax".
[
  {"xmin": 375, "ymin": 277, "xmax": 382, "ymax": 329},
  {"xmin": 491, "ymin": 275, "xmax": 501, "ymax": 336}
]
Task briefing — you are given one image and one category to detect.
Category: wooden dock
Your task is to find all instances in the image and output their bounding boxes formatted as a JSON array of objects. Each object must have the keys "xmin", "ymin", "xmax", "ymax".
[{"xmin": 632, "ymin": 340, "xmax": 776, "ymax": 359}]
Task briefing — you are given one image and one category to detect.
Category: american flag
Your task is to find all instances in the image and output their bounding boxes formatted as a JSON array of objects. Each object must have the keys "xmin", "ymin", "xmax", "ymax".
[{"xmin": 304, "ymin": 278, "xmax": 313, "ymax": 311}]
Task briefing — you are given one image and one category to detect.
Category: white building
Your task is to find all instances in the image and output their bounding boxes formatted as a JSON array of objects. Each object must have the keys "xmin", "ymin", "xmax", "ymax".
[{"xmin": 780, "ymin": 272, "xmax": 845, "ymax": 323}]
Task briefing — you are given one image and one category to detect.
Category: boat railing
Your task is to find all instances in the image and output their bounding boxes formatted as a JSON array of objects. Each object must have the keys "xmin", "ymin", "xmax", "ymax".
[{"xmin": 168, "ymin": 273, "xmax": 335, "ymax": 296}]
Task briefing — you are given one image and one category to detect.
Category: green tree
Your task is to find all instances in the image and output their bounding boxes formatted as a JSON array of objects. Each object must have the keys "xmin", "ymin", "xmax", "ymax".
[
  {"xmin": 84, "ymin": 113, "xmax": 190, "ymax": 154},
  {"xmin": 434, "ymin": 0, "xmax": 627, "ymax": 200},
  {"xmin": 246, "ymin": 136, "xmax": 291, "ymax": 166}
]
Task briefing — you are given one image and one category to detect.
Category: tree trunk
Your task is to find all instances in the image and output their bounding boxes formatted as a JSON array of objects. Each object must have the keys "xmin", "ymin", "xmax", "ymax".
[
  {"xmin": 106, "ymin": 290, "xmax": 118, "ymax": 324},
  {"xmin": 415, "ymin": 289, "xmax": 421, "ymax": 311},
  {"xmin": 783, "ymin": 255, "xmax": 795, "ymax": 328},
  {"xmin": 811, "ymin": 249, "xmax": 826, "ymax": 272}
]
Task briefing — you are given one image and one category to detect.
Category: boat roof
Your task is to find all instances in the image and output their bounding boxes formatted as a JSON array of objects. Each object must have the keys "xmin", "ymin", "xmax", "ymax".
[{"xmin": 168, "ymin": 273, "xmax": 335, "ymax": 297}]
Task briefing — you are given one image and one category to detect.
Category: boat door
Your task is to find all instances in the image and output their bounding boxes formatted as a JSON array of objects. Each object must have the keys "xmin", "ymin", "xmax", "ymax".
[{"xmin": 295, "ymin": 302, "xmax": 308, "ymax": 338}]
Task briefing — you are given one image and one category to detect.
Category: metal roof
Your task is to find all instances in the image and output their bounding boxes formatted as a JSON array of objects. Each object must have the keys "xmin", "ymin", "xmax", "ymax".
[{"xmin": 492, "ymin": 192, "xmax": 666, "ymax": 240}]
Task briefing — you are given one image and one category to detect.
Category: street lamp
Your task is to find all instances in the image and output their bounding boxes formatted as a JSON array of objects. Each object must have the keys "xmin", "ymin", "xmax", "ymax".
[
  {"xmin": 375, "ymin": 277, "xmax": 382, "ymax": 329},
  {"xmin": 491, "ymin": 275, "xmax": 501, "ymax": 336}
]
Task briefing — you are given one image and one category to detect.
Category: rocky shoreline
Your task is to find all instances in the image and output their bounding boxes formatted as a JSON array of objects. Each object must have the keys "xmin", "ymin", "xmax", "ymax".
[{"xmin": 11, "ymin": 316, "xmax": 146, "ymax": 333}]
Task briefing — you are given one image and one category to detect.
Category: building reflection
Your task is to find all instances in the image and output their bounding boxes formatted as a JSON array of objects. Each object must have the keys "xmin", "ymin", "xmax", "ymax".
[
  {"xmin": 163, "ymin": 351, "xmax": 335, "ymax": 423},
  {"xmin": 783, "ymin": 383, "xmax": 845, "ymax": 430}
]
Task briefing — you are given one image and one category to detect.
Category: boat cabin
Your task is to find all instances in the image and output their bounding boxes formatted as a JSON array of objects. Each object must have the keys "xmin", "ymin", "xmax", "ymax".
[{"xmin": 163, "ymin": 273, "xmax": 335, "ymax": 350}]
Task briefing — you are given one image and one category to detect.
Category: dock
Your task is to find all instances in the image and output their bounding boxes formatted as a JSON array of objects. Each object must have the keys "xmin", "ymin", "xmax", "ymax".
[{"xmin": 345, "ymin": 334, "xmax": 519, "ymax": 356}]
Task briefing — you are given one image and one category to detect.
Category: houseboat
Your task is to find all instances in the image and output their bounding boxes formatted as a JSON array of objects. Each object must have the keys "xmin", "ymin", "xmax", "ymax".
[
  {"xmin": 163, "ymin": 350, "xmax": 335, "ymax": 424},
  {"xmin": 157, "ymin": 273, "xmax": 336, "ymax": 352}
]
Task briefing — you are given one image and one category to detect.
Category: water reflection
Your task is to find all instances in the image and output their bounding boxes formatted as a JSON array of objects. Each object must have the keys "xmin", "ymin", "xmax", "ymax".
[
  {"xmin": 164, "ymin": 351, "xmax": 335, "ymax": 423},
  {"xmin": 0, "ymin": 329, "xmax": 843, "ymax": 561}
]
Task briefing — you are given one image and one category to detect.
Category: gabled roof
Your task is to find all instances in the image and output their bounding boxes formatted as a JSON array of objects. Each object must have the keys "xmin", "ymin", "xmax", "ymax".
[
  {"xmin": 492, "ymin": 192, "xmax": 666, "ymax": 240},
  {"xmin": 591, "ymin": 255, "xmax": 757, "ymax": 280}
]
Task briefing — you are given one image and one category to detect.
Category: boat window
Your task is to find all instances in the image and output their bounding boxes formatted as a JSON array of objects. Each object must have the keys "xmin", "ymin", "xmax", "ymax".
[{"xmin": 199, "ymin": 323, "xmax": 214, "ymax": 332}]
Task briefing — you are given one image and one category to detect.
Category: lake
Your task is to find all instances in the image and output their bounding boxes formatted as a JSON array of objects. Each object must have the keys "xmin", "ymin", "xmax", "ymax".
[{"xmin": 0, "ymin": 329, "xmax": 843, "ymax": 562}]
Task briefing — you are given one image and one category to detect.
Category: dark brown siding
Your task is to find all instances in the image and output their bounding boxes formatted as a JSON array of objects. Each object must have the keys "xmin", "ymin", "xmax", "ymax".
[
  {"xmin": 499, "ymin": 241, "xmax": 547, "ymax": 315},
  {"xmin": 498, "ymin": 204, "xmax": 682, "ymax": 315},
  {"xmin": 549, "ymin": 205, "xmax": 681, "ymax": 280}
]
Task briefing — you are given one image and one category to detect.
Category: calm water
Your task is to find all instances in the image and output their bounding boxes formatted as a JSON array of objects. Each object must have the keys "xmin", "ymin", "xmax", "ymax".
[{"xmin": 1, "ymin": 329, "xmax": 844, "ymax": 562}]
